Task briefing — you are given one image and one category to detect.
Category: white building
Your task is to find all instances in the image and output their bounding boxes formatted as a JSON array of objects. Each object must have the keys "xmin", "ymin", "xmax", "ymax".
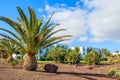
[
  {"xmin": 38, "ymin": 44, "xmax": 68, "ymax": 60},
  {"xmin": 12, "ymin": 53, "xmax": 17, "ymax": 59},
  {"xmin": 112, "ymin": 53, "xmax": 120, "ymax": 55}
]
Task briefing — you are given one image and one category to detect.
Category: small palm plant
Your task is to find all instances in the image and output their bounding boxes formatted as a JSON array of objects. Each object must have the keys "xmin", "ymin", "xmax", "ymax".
[
  {"xmin": 0, "ymin": 39, "xmax": 18, "ymax": 62},
  {"xmin": 46, "ymin": 46, "xmax": 67, "ymax": 63},
  {"xmin": 66, "ymin": 47, "xmax": 81, "ymax": 66},
  {"xmin": 0, "ymin": 7, "xmax": 72, "ymax": 71},
  {"xmin": 84, "ymin": 50, "xmax": 102, "ymax": 69}
]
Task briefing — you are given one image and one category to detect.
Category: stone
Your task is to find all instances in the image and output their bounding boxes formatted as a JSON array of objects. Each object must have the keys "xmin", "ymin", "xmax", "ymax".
[{"xmin": 44, "ymin": 64, "xmax": 58, "ymax": 73}]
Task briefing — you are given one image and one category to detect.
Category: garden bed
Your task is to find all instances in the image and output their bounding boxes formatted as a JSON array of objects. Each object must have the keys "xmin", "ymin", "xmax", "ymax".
[{"xmin": 0, "ymin": 61, "xmax": 119, "ymax": 80}]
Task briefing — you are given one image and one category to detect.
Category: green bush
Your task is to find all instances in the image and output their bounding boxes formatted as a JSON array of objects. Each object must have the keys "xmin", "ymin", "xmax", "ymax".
[
  {"xmin": 108, "ymin": 68, "xmax": 120, "ymax": 78},
  {"xmin": 8, "ymin": 59, "xmax": 18, "ymax": 67},
  {"xmin": 113, "ymin": 60, "xmax": 119, "ymax": 63},
  {"xmin": 107, "ymin": 58, "xmax": 113, "ymax": 63},
  {"xmin": 18, "ymin": 59, "xmax": 24, "ymax": 64},
  {"xmin": 45, "ymin": 46, "xmax": 67, "ymax": 63},
  {"xmin": 58, "ymin": 56, "xmax": 65, "ymax": 63},
  {"xmin": 108, "ymin": 69, "xmax": 116, "ymax": 76},
  {"xmin": 84, "ymin": 50, "xmax": 102, "ymax": 66},
  {"xmin": 115, "ymin": 71, "xmax": 120, "ymax": 78},
  {"xmin": 107, "ymin": 59, "xmax": 120, "ymax": 63},
  {"xmin": 65, "ymin": 49, "xmax": 81, "ymax": 65}
]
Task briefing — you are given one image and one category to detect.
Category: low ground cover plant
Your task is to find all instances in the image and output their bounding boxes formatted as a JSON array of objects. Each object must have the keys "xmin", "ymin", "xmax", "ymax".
[{"xmin": 108, "ymin": 68, "xmax": 120, "ymax": 78}]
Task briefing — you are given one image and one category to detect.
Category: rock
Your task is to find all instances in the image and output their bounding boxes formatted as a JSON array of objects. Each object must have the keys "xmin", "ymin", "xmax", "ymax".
[{"xmin": 44, "ymin": 64, "xmax": 58, "ymax": 73}]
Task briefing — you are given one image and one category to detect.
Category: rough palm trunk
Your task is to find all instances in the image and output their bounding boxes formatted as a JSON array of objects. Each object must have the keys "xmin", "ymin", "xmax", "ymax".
[
  {"xmin": 55, "ymin": 57, "xmax": 57, "ymax": 63},
  {"xmin": 23, "ymin": 54, "xmax": 37, "ymax": 71},
  {"xmin": 88, "ymin": 64, "xmax": 93, "ymax": 69},
  {"xmin": 20, "ymin": 54, "xmax": 23, "ymax": 60},
  {"xmin": 6, "ymin": 55, "xmax": 13, "ymax": 62}
]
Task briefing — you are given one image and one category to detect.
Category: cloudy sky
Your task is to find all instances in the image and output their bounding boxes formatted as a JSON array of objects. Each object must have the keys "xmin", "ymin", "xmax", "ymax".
[{"xmin": 0, "ymin": 0, "xmax": 120, "ymax": 53}]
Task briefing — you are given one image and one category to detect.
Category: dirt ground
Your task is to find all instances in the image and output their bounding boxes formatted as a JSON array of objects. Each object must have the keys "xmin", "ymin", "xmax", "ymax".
[{"xmin": 0, "ymin": 60, "xmax": 119, "ymax": 80}]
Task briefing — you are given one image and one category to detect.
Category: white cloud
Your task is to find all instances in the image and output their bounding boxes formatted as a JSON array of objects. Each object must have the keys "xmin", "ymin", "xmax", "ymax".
[
  {"xmin": 60, "ymin": 4, "xmax": 67, "ymax": 7},
  {"xmin": 89, "ymin": 37, "xmax": 108, "ymax": 43},
  {"xmin": 44, "ymin": 4, "xmax": 87, "ymax": 44},
  {"xmin": 79, "ymin": 36, "xmax": 87, "ymax": 42},
  {"xmin": 38, "ymin": 8, "xmax": 43, "ymax": 12},
  {"xmin": 86, "ymin": 0, "xmax": 120, "ymax": 42},
  {"xmin": 39, "ymin": 0, "xmax": 120, "ymax": 43}
]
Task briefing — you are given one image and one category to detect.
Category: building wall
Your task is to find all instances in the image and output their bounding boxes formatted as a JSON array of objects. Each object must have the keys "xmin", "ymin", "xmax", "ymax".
[{"xmin": 37, "ymin": 44, "xmax": 68, "ymax": 60}]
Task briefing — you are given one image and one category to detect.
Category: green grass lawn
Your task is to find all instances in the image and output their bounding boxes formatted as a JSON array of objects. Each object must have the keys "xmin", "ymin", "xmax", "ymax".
[
  {"xmin": 37, "ymin": 61, "xmax": 54, "ymax": 64},
  {"xmin": 37, "ymin": 60, "xmax": 108, "ymax": 65}
]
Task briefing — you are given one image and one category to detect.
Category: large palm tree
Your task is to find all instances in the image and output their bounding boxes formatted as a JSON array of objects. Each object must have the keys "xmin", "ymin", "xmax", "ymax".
[{"xmin": 0, "ymin": 7, "xmax": 71, "ymax": 71}]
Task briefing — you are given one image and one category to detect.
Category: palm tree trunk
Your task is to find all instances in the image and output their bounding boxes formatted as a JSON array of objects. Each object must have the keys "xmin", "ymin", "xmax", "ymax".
[
  {"xmin": 55, "ymin": 57, "xmax": 57, "ymax": 63},
  {"xmin": 88, "ymin": 64, "xmax": 92, "ymax": 69},
  {"xmin": 20, "ymin": 54, "xmax": 23, "ymax": 60},
  {"xmin": 6, "ymin": 55, "xmax": 13, "ymax": 62},
  {"xmin": 74, "ymin": 61, "xmax": 77, "ymax": 68},
  {"xmin": 23, "ymin": 54, "xmax": 37, "ymax": 71}
]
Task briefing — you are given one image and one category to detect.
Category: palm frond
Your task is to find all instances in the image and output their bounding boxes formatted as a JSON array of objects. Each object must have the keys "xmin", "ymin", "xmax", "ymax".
[
  {"xmin": 44, "ymin": 29, "xmax": 66, "ymax": 40},
  {"xmin": 17, "ymin": 7, "xmax": 29, "ymax": 31},
  {"xmin": 0, "ymin": 28, "xmax": 21, "ymax": 41},
  {"xmin": 28, "ymin": 6, "xmax": 37, "ymax": 33},
  {"xmin": 41, "ymin": 12, "xmax": 54, "ymax": 34},
  {"xmin": 0, "ymin": 16, "xmax": 25, "ymax": 37},
  {"xmin": 41, "ymin": 38, "xmax": 71, "ymax": 49},
  {"xmin": 0, "ymin": 33, "xmax": 26, "ymax": 52}
]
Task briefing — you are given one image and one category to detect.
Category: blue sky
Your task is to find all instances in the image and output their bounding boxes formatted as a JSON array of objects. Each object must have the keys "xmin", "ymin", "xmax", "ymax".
[{"xmin": 0, "ymin": 0, "xmax": 120, "ymax": 53}]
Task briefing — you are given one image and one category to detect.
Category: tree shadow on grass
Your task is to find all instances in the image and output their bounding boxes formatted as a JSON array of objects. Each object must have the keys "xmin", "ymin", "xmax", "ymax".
[{"xmin": 56, "ymin": 71, "xmax": 116, "ymax": 80}]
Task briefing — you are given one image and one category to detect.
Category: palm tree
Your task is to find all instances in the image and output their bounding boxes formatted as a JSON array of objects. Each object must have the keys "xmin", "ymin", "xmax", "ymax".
[
  {"xmin": 103, "ymin": 48, "xmax": 111, "ymax": 58},
  {"xmin": 46, "ymin": 46, "xmax": 67, "ymax": 63},
  {"xmin": 66, "ymin": 47, "xmax": 81, "ymax": 65},
  {"xmin": 0, "ymin": 39, "xmax": 18, "ymax": 62},
  {"xmin": 84, "ymin": 50, "xmax": 102, "ymax": 69},
  {"xmin": 115, "ymin": 50, "xmax": 119, "ymax": 53},
  {"xmin": 74, "ymin": 47, "xmax": 81, "ymax": 63},
  {"xmin": 0, "ymin": 40, "xmax": 7, "ymax": 59},
  {"xmin": 0, "ymin": 7, "xmax": 71, "ymax": 71}
]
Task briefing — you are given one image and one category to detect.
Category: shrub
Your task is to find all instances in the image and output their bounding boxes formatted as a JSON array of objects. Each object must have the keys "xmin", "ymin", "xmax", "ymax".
[
  {"xmin": 45, "ymin": 46, "xmax": 67, "ymax": 63},
  {"xmin": 58, "ymin": 56, "xmax": 65, "ymax": 63},
  {"xmin": 65, "ymin": 49, "xmax": 81, "ymax": 65},
  {"xmin": 84, "ymin": 50, "xmax": 102, "ymax": 67},
  {"xmin": 65, "ymin": 52, "xmax": 73, "ymax": 64},
  {"xmin": 108, "ymin": 69, "xmax": 116, "ymax": 76},
  {"xmin": 113, "ymin": 60, "xmax": 119, "ymax": 63},
  {"xmin": 106, "ymin": 54, "xmax": 120, "ymax": 63},
  {"xmin": 18, "ymin": 59, "xmax": 24, "ymax": 64},
  {"xmin": 115, "ymin": 71, "xmax": 120, "ymax": 78},
  {"xmin": 8, "ymin": 59, "xmax": 18, "ymax": 67},
  {"xmin": 108, "ymin": 68, "xmax": 120, "ymax": 78},
  {"xmin": 84, "ymin": 54, "xmax": 93, "ymax": 66},
  {"xmin": 107, "ymin": 58, "xmax": 113, "ymax": 63}
]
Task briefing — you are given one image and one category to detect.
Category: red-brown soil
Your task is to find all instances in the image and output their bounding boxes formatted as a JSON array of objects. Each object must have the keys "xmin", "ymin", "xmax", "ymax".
[{"xmin": 0, "ymin": 60, "xmax": 119, "ymax": 80}]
